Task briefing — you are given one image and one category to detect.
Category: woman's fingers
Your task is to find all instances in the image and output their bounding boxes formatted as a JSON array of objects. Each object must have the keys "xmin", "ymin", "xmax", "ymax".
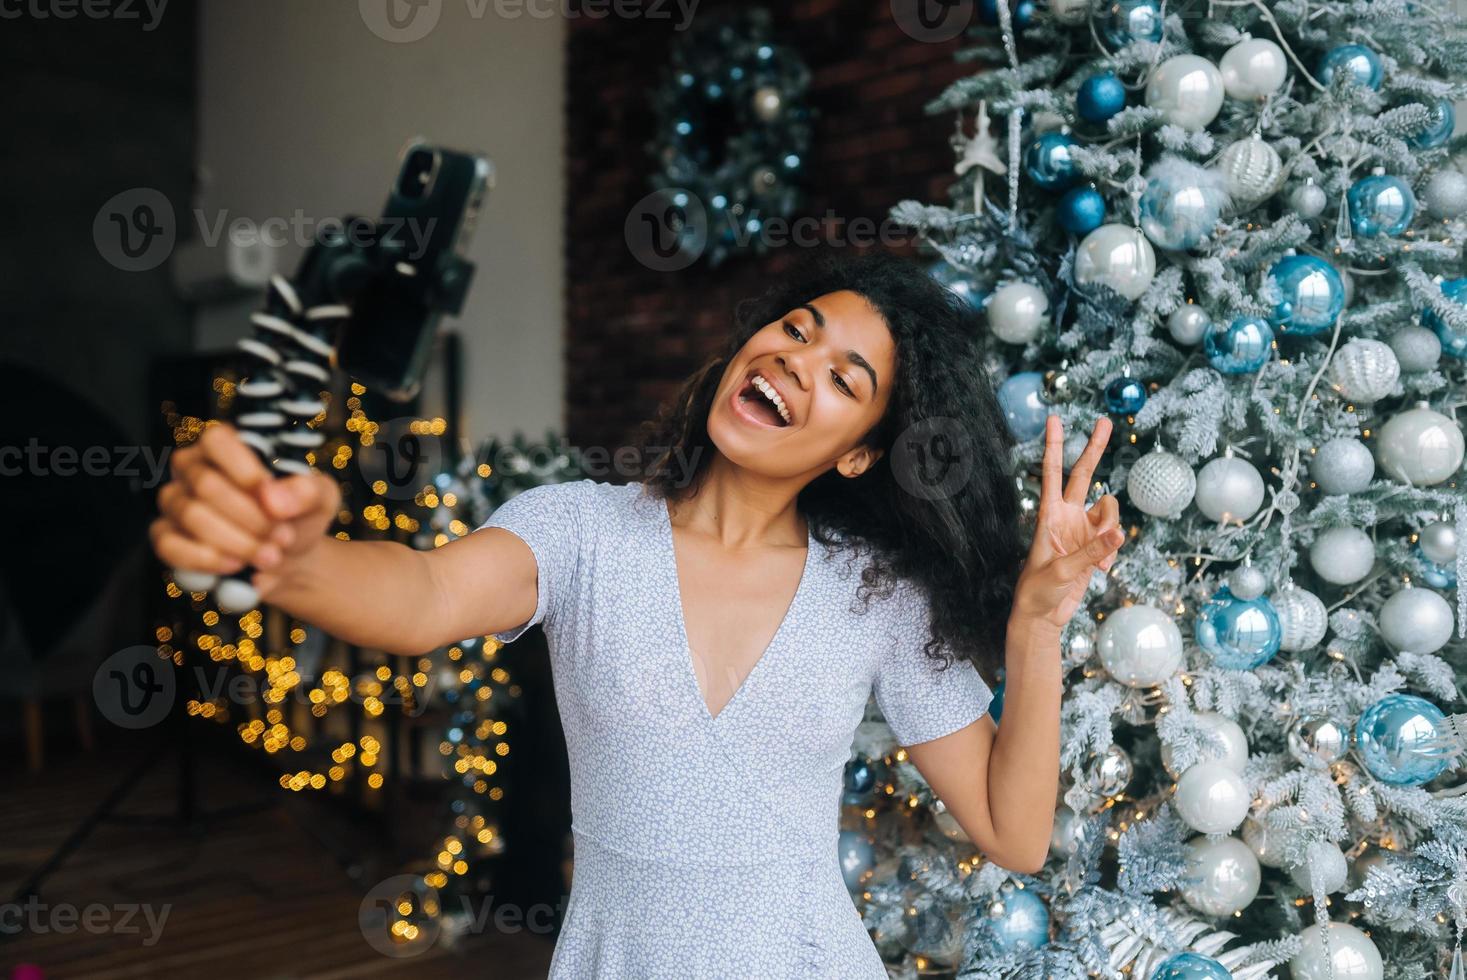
[
  {"xmin": 176, "ymin": 456, "xmax": 274, "ymax": 538},
  {"xmin": 157, "ymin": 480, "xmax": 267, "ymax": 563},
  {"xmin": 150, "ymin": 518, "xmax": 245, "ymax": 575}
]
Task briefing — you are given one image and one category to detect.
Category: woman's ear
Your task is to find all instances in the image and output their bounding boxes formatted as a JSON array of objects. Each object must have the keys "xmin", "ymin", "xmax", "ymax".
[{"xmin": 837, "ymin": 445, "xmax": 884, "ymax": 479}]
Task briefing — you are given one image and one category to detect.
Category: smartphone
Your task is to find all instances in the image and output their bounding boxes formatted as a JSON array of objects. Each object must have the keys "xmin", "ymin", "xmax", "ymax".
[{"xmin": 334, "ymin": 138, "xmax": 494, "ymax": 401}]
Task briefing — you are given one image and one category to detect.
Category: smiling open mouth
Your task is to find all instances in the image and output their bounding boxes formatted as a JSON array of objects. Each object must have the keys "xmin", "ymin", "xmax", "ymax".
[{"xmin": 735, "ymin": 373, "xmax": 792, "ymax": 427}]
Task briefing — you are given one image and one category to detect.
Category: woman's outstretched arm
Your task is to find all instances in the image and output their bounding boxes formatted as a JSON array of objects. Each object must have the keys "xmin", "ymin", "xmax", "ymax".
[{"xmin": 150, "ymin": 422, "xmax": 542, "ymax": 655}]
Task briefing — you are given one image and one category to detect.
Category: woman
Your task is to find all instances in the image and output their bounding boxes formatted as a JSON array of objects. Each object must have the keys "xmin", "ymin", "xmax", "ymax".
[{"xmin": 150, "ymin": 249, "xmax": 1124, "ymax": 977}]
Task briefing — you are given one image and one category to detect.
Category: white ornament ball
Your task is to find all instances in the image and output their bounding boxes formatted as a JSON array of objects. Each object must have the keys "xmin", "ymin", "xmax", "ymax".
[
  {"xmin": 1287, "ymin": 841, "xmax": 1349, "ymax": 896},
  {"xmin": 1146, "ymin": 55, "xmax": 1225, "ymax": 130},
  {"xmin": 986, "ymin": 282, "xmax": 1050, "ymax": 344},
  {"xmin": 1290, "ymin": 922, "xmax": 1383, "ymax": 980},
  {"xmin": 172, "ymin": 569, "xmax": 218, "ymax": 593},
  {"xmin": 1181, "ymin": 835, "xmax": 1262, "ymax": 916},
  {"xmin": 1174, "ymin": 762, "xmax": 1251, "ymax": 834},
  {"xmin": 1374, "ymin": 403, "xmax": 1465, "ymax": 486},
  {"xmin": 1075, "ymin": 223, "xmax": 1157, "ymax": 300},
  {"xmin": 1289, "ymin": 179, "xmax": 1328, "ymax": 219},
  {"xmin": 1419, "ymin": 519, "xmax": 1459, "ymax": 565},
  {"xmin": 1096, "ymin": 604, "xmax": 1185, "ymax": 688},
  {"xmin": 1219, "ymin": 37, "xmax": 1288, "ymax": 100},
  {"xmin": 1379, "ymin": 586, "xmax": 1456, "ymax": 655},
  {"xmin": 1227, "ymin": 563, "xmax": 1268, "ymax": 600},
  {"xmin": 1329, "ymin": 338, "xmax": 1400, "ymax": 404},
  {"xmin": 1388, "ymin": 325, "xmax": 1442, "ymax": 373},
  {"xmin": 1271, "ymin": 585, "xmax": 1328, "ymax": 652},
  {"xmin": 1218, "ymin": 136, "xmax": 1282, "ymax": 203},
  {"xmin": 1168, "ymin": 304, "xmax": 1211, "ymax": 345},
  {"xmin": 1049, "ymin": 0, "xmax": 1091, "ymax": 25},
  {"xmin": 1242, "ymin": 815, "xmax": 1297, "ymax": 868},
  {"xmin": 1193, "ymin": 454, "xmax": 1265, "ymax": 524},
  {"xmin": 1049, "ymin": 804, "xmax": 1086, "ymax": 857},
  {"xmin": 1309, "ymin": 527, "xmax": 1376, "ymax": 585},
  {"xmin": 1424, "ymin": 167, "xmax": 1467, "ymax": 219},
  {"xmin": 1161, "ymin": 711, "xmax": 1249, "ymax": 778},
  {"xmin": 1311, "ymin": 438, "xmax": 1375, "ymax": 495},
  {"xmin": 1126, "ymin": 448, "xmax": 1197, "ymax": 518}
]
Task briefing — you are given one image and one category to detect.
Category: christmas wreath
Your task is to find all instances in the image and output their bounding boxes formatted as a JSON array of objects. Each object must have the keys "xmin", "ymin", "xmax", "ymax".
[{"xmin": 645, "ymin": 6, "xmax": 814, "ymax": 267}]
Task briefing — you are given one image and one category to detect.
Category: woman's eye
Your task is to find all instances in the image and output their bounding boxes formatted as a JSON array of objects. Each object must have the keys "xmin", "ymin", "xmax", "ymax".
[
  {"xmin": 783, "ymin": 321, "xmax": 806, "ymax": 342},
  {"xmin": 832, "ymin": 371, "xmax": 853, "ymax": 395}
]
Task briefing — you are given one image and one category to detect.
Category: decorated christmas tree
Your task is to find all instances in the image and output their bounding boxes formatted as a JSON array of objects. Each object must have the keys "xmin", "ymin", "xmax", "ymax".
[{"xmin": 846, "ymin": 1, "xmax": 1467, "ymax": 977}]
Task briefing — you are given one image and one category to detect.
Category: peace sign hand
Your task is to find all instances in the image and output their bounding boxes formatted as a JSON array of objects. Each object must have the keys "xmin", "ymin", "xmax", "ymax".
[{"xmin": 1010, "ymin": 414, "xmax": 1125, "ymax": 633}]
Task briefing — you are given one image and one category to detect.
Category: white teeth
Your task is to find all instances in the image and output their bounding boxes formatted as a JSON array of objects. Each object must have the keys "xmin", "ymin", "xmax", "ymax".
[{"xmin": 751, "ymin": 373, "xmax": 791, "ymax": 424}]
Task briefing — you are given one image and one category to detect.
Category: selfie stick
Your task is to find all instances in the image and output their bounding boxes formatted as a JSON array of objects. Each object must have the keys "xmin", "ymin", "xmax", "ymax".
[{"xmin": 171, "ymin": 218, "xmax": 475, "ymax": 613}]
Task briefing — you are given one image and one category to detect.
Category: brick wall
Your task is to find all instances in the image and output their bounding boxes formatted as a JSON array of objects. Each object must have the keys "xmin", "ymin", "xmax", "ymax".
[{"xmin": 565, "ymin": 0, "xmax": 991, "ymax": 453}]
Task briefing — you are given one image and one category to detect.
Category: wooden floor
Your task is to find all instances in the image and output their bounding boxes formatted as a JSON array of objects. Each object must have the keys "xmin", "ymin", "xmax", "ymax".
[{"xmin": 0, "ymin": 732, "xmax": 556, "ymax": 979}]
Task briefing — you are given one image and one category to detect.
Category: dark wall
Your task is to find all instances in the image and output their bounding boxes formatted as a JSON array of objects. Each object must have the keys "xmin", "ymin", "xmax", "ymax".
[
  {"xmin": 565, "ymin": 0, "xmax": 988, "ymax": 453},
  {"xmin": 1, "ymin": 1, "xmax": 196, "ymax": 445}
]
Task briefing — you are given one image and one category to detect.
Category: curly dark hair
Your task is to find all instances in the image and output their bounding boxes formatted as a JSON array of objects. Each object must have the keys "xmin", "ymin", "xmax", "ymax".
[{"xmin": 633, "ymin": 248, "xmax": 1028, "ymax": 683}]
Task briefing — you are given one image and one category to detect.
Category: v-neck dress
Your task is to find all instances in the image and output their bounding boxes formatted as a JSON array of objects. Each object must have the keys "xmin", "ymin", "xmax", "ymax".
[{"xmin": 478, "ymin": 477, "xmax": 994, "ymax": 979}]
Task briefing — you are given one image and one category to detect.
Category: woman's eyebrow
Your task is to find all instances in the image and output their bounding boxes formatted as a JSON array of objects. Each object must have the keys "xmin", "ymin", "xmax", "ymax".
[{"xmin": 799, "ymin": 302, "xmax": 878, "ymax": 395}]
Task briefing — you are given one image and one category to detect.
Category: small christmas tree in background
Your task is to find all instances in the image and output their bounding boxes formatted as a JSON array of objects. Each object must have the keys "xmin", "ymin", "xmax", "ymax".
[{"xmin": 844, "ymin": 0, "xmax": 1467, "ymax": 977}]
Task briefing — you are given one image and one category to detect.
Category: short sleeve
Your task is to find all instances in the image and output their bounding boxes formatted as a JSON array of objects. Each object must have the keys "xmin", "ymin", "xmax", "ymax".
[
  {"xmin": 476, "ymin": 479, "xmax": 590, "ymax": 643},
  {"xmin": 873, "ymin": 580, "xmax": 994, "ymax": 746}
]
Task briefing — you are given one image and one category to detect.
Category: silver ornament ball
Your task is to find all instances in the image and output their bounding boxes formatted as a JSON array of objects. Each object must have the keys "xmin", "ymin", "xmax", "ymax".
[
  {"xmin": 1309, "ymin": 527, "xmax": 1376, "ymax": 585},
  {"xmin": 1288, "ymin": 178, "xmax": 1328, "ymax": 219},
  {"xmin": 1145, "ymin": 55, "xmax": 1225, "ymax": 130},
  {"xmin": 1374, "ymin": 403, "xmax": 1466, "ymax": 487},
  {"xmin": 1424, "ymin": 167, "xmax": 1467, "ymax": 219},
  {"xmin": 1227, "ymin": 563, "xmax": 1268, "ymax": 600},
  {"xmin": 1218, "ymin": 136, "xmax": 1282, "ymax": 204},
  {"xmin": 1219, "ymin": 36, "xmax": 1288, "ymax": 101},
  {"xmin": 1096, "ymin": 604, "xmax": 1185, "ymax": 687},
  {"xmin": 1329, "ymin": 338, "xmax": 1400, "ymax": 404},
  {"xmin": 1168, "ymin": 304, "xmax": 1211, "ymax": 345},
  {"xmin": 1271, "ymin": 584, "xmax": 1328, "ymax": 652},
  {"xmin": 987, "ymin": 281, "xmax": 1050, "ymax": 344},
  {"xmin": 1174, "ymin": 762, "xmax": 1251, "ymax": 834},
  {"xmin": 1378, "ymin": 585, "xmax": 1455, "ymax": 655},
  {"xmin": 1387, "ymin": 325, "xmax": 1442, "ymax": 373},
  {"xmin": 1419, "ymin": 519, "xmax": 1458, "ymax": 565},
  {"xmin": 1193, "ymin": 454, "xmax": 1265, "ymax": 524},
  {"xmin": 1289, "ymin": 922, "xmax": 1382, "ymax": 980},
  {"xmin": 1181, "ymin": 835, "xmax": 1261, "ymax": 916},
  {"xmin": 1311, "ymin": 438, "xmax": 1375, "ymax": 495},
  {"xmin": 1075, "ymin": 223, "xmax": 1157, "ymax": 300},
  {"xmin": 1126, "ymin": 448, "xmax": 1197, "ymax": 518},
  {"xmin": 1287, "ymin": 715, "xmax": 1348, "ymax": 767}
]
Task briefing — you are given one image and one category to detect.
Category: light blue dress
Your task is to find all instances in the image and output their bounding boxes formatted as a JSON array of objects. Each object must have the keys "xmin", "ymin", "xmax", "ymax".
[{"xmin": 479, "ymin": 478, "xmax": 994, "ymax": 979}]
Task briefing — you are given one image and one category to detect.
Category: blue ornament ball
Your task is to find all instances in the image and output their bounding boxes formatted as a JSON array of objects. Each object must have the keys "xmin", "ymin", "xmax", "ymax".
[
  {"xmin": 1407, "ymin": 99, "xmax": 1456, "ymax": 148},
  {"xmin": 1024, "ymin": 131, "xmax": 1079, "ymax": 191},
  {"xmin": 989, "ymin": 678, "xmax": 1006, "ymax": 724},
  {"xmin": 1105, "ymin": 375, "xmax": 1147, "ymax": 414},
  {"xmin": 1205, "ymin": 316, "xmax": 1274, "ymax": 374},
  {"xmin": 1354, "ymin": 693, "xmax": 1451, "ymax": 786},
  {"xmin": 1057, "ymin": 185, "xmax": 1106, "ymax": 234},
  {"xmin": 977, "ymin": 0, "xmax": 1001, "ymax": 25},
  {"xmin": 1195, "ymin": 584, "xmax": 1282, "ymax": 669},
  {"xmin": 1318, "ymin": 43, "xmax": 1383, "ymax": 90},
  {"xmin": 843, "ymin": 755, "xmax": 876, "ymax": 803},
  {"xmin": 1139, "ymin": 163, "xmax": 1227, "ymax": 251},
  {"xmin": 926, "ymin": 259, "xmax": 988, "ymax": 313},
  {"xmin": 1268, "ymin": 253, "xmax": 1345, "ymax": 335},
  {"xmin": 988, "ymin": 887, "xmax": 1049, "ymax": 950},
  {"xmin": 1423, "ymin": 276, "xmax": 1467, "ymax": 358},
  {"xmin": 1348, "ymin": 172, "xmax": 1416, "ymax": 237},
  {"xmin": 1416, "ymin": 551, "xmax": 1458, "ymax": 589},
  {"xmin": 1014, "ymin": 0, "xmax": 1040, "ymax": 29},
  {"xmin": 1151, "ymin": 951, "xmax": 1233, "ymax": 980},
  {"xmin": 1077, "ymin": 72, "xmax": 1127, "ymax": 123},
  {"xmin": 997, "ymin": 371, "xmax": 1052, "ymax": 441},
  {"xmin": 837, "ymin": 830, "xmax": 875, "ymax": 889},
  {"xmin": 1101, "ymin": 0, "xmax": 1164, "ymax": 48}
]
